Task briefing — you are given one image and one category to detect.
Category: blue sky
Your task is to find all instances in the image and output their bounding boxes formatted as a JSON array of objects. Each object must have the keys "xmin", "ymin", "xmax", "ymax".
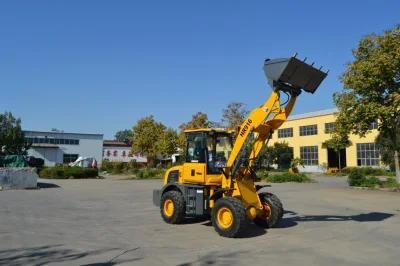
[{"xmin": 1, "ymin": 1, "xmax": 399, "ymax": 139}]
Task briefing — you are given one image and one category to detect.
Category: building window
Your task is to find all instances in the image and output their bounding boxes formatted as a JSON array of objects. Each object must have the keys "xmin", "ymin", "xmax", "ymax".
[
  {"xmin": 24, "ymin": 137, "xmax": 79, "ymax": 145},
  {"xmin": 324, "ymin": 122, "xmax": 335, "ymax": 134},
  {"xmin": 63, "ymin": 154, "xmax": 79, "ymax": 164},
  {"xmin": 357, "ymin": 143, "xmax": 380, "ymax": 166},
  {"xmin": 299, "ymin": 125, "xmax": 318, "ymax": 136},
  {"xmin": 122, "ymin": 151, "xmax": 126, "ymax": 157},
  {"xmin": 113, "ymin": 150, "xmax": 118, "ymax": 157},
  {"xmin": 300, "ymin": 146, "xmax": 319, "ymax": 165},
  {"xmin": 369, "ymin": 120, "xmax": 378, "ymax": 130},
  {"xmin": 106, "ymin": 150, "xmax": 111, "ymax": 157},
  {"xmin": 278, "ymin": 128, "xmax": 293, "ymax": 138}
]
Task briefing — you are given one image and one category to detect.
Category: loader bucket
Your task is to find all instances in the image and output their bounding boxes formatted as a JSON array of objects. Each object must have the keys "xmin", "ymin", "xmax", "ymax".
[{"xmin": 263, "ymin": 56, "xmax": 327, "ymax": 94}]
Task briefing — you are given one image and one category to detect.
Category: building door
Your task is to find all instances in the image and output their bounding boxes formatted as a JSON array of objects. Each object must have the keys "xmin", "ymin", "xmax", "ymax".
[{"xmin": 327, "ymin": 148, "xmax": 347, "ymax": 169}]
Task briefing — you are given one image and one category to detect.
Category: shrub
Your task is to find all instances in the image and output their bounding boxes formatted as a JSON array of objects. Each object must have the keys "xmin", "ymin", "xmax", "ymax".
[
  {"xmin": 264, "ymin": 172, "xmax": 311, "ymax": 183},
  {"xmin": 343, "ymin": 167, "xmax": 392, "ymax": 176},
  {"xmin": 128, "ymin": 167, "xmax": 140, "ymax": 175},
  {"xmin": 39, "ymin": 166, "xmax": 98, "ymax": 179},
  {"xmin": 101, "ymin": 159, "xmax": 112, "ymax": 171},
  {"xmin": 136, "ymin": 168, "xmax": 164, "ymax": 179},
  {"xmin": 347, "ymin": 169, "xmax": 366, "ymax": 186},
  {"xmin": 101, "ymin": 159, "xmax": 144, "ymax": 174},
  {"xmin": 361, "ymin": 176, "xmax": 382, "ymax": 188},
  {"xmin": 382, "ymin": 178, "xmax": 400, "ymax": 188},
  {"xmin": 127, "ymin": 160, "xmax": 141, "ymax": 170},
  {"xmin": 347, "ymin": 168, "xmax": 399, "ymax": 188},
  {"xmin": 110, "ymin": 161, "xmax": 126, "ymax": 174},
  {"xmin": 256, "ymin": 170, "xmax": 269, "ymax": 179}
]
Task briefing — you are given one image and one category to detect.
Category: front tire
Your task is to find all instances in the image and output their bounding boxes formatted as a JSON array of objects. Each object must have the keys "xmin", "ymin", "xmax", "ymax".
[
  {"xmin": 160, "ymin": 191, "xmax": 185, "ymax": 224},
  {"xmin": 211, "ymin": 197, "xmax": 247, "ymax": 238},
  {"xmin": 254, "ymin": 192, "xmax": 283, "ymax": 228}
]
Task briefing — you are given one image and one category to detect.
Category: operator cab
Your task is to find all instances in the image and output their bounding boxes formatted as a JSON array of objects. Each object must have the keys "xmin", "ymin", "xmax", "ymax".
[{"xmin": 185, "ymin": 129, "xmax": 233, "ymax": 175}]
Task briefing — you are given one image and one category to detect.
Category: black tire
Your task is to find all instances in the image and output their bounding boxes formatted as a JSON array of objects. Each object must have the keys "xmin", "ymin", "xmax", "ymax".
[
  {"xmin": 160, "ymin": 190, "xmax": 185, "ymax": 224},
  {"xmin": 211, "ymin": 197, "xmax": 247, "ymax": 238},
  {"xmin": 254, "ymin": 192, "xmax": 284, "ymax": 228}
]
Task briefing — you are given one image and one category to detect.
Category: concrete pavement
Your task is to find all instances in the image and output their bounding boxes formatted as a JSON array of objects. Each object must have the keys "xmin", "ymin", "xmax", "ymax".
[{"xmin": 0, "ymin": 176, "xmax": 399, "ymax": 265}]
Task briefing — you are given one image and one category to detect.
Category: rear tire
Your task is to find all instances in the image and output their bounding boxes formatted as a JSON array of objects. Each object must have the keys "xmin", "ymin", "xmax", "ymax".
[
  {"xmin": 160, "ymin": 191, "xmax": 185, "ymax": 224},
  {"xmin": 254, "ymin": 192, "xmax": 283, "ymax": 228},
  {"xmin": 211, "ymin": 197, "xmax": 247, "ymax": 238}
]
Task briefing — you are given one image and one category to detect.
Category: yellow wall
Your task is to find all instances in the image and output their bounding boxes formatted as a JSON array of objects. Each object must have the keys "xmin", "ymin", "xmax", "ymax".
[{"xmin": 268, "ymin": 110, "xmax": 379, "ymax": 172}]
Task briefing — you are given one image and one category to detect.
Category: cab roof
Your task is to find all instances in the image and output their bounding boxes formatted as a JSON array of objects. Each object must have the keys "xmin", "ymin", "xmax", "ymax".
[{"xmin": 184, "ymin": 128, "xmax": 234, "ymax": 134}]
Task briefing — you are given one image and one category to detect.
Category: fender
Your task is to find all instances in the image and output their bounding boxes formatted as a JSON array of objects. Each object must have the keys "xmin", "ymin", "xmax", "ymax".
[
  {"xmin": 209, "ymin": 188, "xmax": 234, "ymax": 201},
  {"xmin": 152, "ymin": 183, "xmax": 185, "ymax": 206}
]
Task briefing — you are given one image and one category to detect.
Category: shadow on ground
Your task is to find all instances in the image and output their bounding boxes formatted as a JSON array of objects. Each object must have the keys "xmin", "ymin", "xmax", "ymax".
[
  {"xmin": 37, "ymin": 182, "xmax": 60, "ymax": 189},
  {"xmin": 0, "ymin": 245, "xmax": 142, "ymax": 266},
  {"xmin": 277, "ymin": 210, "xmax": 394, "ymax": 228},
  {"xmin": 180, "ymin": 210, "xmax": 393, "ymax": 237},
  {"xmin": 182, "ymin": 217, "xmax": 266, "ymax": 238},
  {"xmin": 178, "ymin": 250, "xmax": 249, "ymax": 266},
  {"xmin": 162, "ymin": 211, "xmax": 393, "ymax": 239}
]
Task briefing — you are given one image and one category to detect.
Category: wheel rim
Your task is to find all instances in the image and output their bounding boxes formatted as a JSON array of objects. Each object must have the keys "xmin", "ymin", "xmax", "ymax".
[
  {"xmin": 163, "ymin": 199, "xmax": 174, "ymax": 217},
  {"xmin": 217, "ymin": 207, "xmax": 233, "ymax": 229},
  {"xmin": 261, "ymin": 203, "xmax": 272, "ymax": 221}
]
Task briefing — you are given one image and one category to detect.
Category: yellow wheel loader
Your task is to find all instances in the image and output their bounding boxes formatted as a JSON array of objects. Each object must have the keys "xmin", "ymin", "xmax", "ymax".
[{"xmin": 153, "ymin": 55, "xmax": 327, "ymax": 237}]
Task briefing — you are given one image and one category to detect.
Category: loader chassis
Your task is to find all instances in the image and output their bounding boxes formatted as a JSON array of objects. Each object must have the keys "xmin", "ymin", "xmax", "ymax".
[{"xmin": 153, "ymin": 55, "xmax": 327, "ymax": 237}]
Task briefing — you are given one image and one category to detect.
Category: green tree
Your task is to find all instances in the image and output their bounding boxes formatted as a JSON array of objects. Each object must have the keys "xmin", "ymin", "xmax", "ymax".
[
  {"xmin": 179, "ymin": 112, "xmax": 210, "ymax": 130},
  {"xmin": 114, "ymin": 129, "xmax": 133, "ymax": 143},
  {"xmin": 0, "ymin": 112, "xmax": 30, "ymax": 155},
  {"xmin": 131, "ymin": 116, "xmax": 165, "ymax": 167},
  {"xmin": 222, "ymin": 102, "xmax": 249, "ymax": 129},
  {"xmin": 178, "ymin": 112, "xmax": 210, "ymax": 150},
  {"xmin": 157, "ymin": 128, "xmax": 179, "ymax": 157},
  {"xmin": 324, "ymin": 132, "xmax": 352, "ymax": 171},
  {"xmin": 262, "ymin": 142, "xmax": 293, "ymax": 169},
  {"xmin": 376, "ymin": 130, "xmax": 400, "ymax": 171},
  {"xmin": 333, "ymin": 26, "xmax": 400, "ymax": 181}
]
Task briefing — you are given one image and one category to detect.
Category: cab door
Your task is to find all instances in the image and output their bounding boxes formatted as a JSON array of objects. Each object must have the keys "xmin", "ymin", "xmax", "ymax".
[{"xmin": 182, "ymin": 132, "xmax": 207, "ymax": 184}]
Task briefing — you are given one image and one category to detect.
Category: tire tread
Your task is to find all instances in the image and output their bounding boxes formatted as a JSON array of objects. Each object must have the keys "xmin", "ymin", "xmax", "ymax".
[{"xmin": 160, "ymin": 190, "xmax": 185, "ymax": 224}]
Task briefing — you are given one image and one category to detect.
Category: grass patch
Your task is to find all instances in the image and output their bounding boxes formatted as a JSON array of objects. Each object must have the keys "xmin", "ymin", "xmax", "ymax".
[
  {"xmin": 257, "ymin": 170, "xmax": 312, "ymax": 183},
  {"xmin": 39, "ymin": 166, "xmax": 98, "ymax": 179}
]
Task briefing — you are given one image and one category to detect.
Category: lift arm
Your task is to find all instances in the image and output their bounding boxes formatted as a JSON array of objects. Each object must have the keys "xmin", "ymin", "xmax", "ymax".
[
  {"xmin": 226, "ymin": 90, "xmax": 296, "ymax": 178},
  {"xmin": 248, "ymin": 90, "xmax": 297, "ymax": 167},
  {"xmin": 225, "ymin": 56, "xmax": 327, "ymax": 182}
]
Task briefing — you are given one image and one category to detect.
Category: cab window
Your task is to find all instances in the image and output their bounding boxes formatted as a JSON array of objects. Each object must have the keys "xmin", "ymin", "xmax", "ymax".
[
  {"xmin": 207, "ymin": 133, "xmax": 232, "ymax": 174},
  {"xmin": 186, "ymin": 133, "xmax": 206, "ymax": 163},
  {"xmin": 215, "ymin": 135, "xmax": 232, "ymax": 167}
]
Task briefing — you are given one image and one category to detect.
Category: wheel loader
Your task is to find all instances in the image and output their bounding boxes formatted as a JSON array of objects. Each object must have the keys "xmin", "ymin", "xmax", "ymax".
[{"xmin": 153, "ymin": 55, "xmax": 327, "ymax": 237}]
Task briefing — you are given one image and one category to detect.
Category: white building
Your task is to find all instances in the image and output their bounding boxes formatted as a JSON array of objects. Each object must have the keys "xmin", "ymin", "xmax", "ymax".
[
  {"xmin": 24, "ymin": 130, "xmax": 103, "ymax": 167},
  {"xmin": 103, "ymin": 140, "xmax": 147, "ymax": 163}
]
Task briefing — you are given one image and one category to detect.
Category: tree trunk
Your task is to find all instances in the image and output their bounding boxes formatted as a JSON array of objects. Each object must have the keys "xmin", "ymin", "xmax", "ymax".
[
  {"xmin": 147, "ymin": 156, "xmax": 156, "ymax": 168},
  {"xmin": 338, "ymin": 151, "xmax": 341, "ymax": 171},
  {"xmin": 395, "ymin": 150, "xmax": 400, "ymax": 183}
]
